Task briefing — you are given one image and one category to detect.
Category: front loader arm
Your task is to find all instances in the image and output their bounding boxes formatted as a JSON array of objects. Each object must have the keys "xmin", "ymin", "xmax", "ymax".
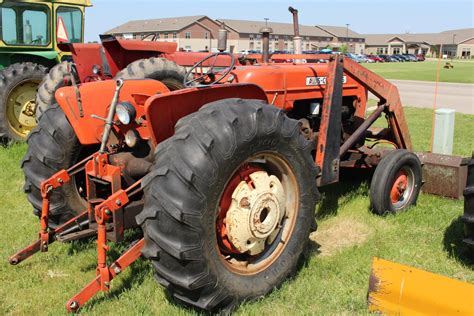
[{"xmin": 343, "ymin": 58, "xmax": 412, "ymax": 150}]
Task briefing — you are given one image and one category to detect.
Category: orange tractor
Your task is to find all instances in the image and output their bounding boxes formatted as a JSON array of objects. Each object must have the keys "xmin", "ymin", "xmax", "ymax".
[{"xmin": 11, "ymin": 8, "xmax": 423, "ymax": 313}]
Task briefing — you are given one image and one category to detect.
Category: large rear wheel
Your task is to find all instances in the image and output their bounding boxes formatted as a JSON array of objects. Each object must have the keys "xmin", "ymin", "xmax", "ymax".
[
  {"xmin": 35, "ymin": 61, "xmax": 73, "ymax": 120},
  {"xmin": 137, "ymin": 99, "xmax": 320, "ymax": 311},
  {"xmin": 0, "ymin": 62, "xmax": 47, "ymax": 142}
]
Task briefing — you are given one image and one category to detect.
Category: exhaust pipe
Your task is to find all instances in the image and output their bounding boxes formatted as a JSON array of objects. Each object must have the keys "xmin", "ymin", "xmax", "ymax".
[
  {"xmin": 289, "ymin": 6, "xmax": 302, "ymax": 59},
  {"xmin": 260, "ymin": 26, "xmax": 273, "ymax": 63},
  {"xmin": 217, "ymin": 22, "xmax": 228, "ymax": 52}
]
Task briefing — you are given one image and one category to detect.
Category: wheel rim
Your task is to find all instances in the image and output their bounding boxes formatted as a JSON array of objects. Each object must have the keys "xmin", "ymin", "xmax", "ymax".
[
  {"xmin": 216, "ymin": 152, "xmax": 299, "ymax": 275},
  {"xmin": 6, "ymin": 80, "xmax": 39, "ymax": 137},
  {"xmin": 390, "ymin": 166, "xmax": 415, "ymax": 209}
]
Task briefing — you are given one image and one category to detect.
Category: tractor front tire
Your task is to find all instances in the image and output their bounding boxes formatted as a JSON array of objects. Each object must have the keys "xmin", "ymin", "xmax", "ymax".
[
  {"xmin": 22, "ymin": 104, "xmax": 86, "ymax": 227},
  {"xmin": 0, "ymin": 62, "xmax": 47, "ymax": 142},
  {"xmin": 35, "ymin": 61, "xmax": 72, "ymax": 120},
  {"xmin": 370, "ymin": 149, "xmax": 422, "ymax": 215},
  {"xmin": 114, "ymin": 57, "xmax": 187, "ymax": 90},
  {"xmin": 137, "ymin": 99, "xmax": 320, "ymax": 311}
]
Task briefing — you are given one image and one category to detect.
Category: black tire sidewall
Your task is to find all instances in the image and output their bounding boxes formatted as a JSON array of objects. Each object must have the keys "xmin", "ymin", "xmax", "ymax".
[
  {"xmin": 370, "ymin": 150, "xmax": 422, "ymax": 214},
  {"xmin": 201, "ymin": 134, "xmax": 316, "ymax": 299},
  {"xmin": 0, "ymin": 63, "xmax": 47, "ymax": 141}
]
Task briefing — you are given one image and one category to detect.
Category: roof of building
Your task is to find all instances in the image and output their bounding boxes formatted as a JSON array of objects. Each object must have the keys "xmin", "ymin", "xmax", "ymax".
[
  {"xmin": 217, "ymin": 19, "xmax": 334, "ymax": 38},
  {"xmin": 315, "ymin": 25, "xmax": 363, "ymax": 39},
  {"xmin": 106, "ymin": 15, "xmax": 208, "ymax": 34},
  {"xmin": 364, "ymin": 28, "xmax": 474, "ymax": 45}
]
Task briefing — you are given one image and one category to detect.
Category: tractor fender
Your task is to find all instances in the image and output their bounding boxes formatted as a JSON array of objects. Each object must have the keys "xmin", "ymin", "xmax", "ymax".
[
  {"xmin": 144, "ymin": 83, "xmax": 268, "ymax": 145},
  {"xmin": 54, "ymin": 79, "xmax": 170, "ymax": 145}
]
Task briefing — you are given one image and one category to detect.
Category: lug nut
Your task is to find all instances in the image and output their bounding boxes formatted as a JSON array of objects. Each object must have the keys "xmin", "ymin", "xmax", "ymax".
[
  {"xmin": 115, "ymin": 199, "xmax": 121, "ymax": 206},
  {"xmin": 105, "ymin": 209, "xmax": 112, "ymax": 216},
  {"xmin": 113, "ymin": 266, "xmax": 121, "ymax": 274}
]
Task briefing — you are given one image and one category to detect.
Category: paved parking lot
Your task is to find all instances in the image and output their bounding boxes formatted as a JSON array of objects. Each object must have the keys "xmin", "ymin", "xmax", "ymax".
[{"xmin": 370, "ymin": 79, "xmax": 474, "ymax": 114}]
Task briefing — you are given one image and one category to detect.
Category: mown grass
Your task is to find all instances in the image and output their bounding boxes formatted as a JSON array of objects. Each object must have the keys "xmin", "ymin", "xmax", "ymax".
[
  {"xmin": 365, "ymin": 60, "xmax": 474, "ymax": 83},
  {"xmin": 0, "ymin": 108, "xmax": 473, "ymax": 315}
]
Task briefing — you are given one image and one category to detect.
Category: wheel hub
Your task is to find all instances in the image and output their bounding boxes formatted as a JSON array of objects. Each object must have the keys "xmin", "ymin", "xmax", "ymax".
[
  {"xmin": 6, "ymin": 81, "xmax": 39, "ymax": 137},
  {"xmin": 391, "ymin": 170, "xmax": 408, "ymax": 203},
  {"xmin": 225, "ymin": 171, "xmax": 286, "ymax": 255}
]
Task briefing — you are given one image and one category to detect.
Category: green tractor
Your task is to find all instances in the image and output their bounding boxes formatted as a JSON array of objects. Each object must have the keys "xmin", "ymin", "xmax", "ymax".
[{"xmin": 0, "ymin": 0, "xmax": 91, "ymax": 142}]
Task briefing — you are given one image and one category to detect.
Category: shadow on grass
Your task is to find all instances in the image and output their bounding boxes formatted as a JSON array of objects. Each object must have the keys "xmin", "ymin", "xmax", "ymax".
[
  {"xmin": 443, "ymin": 217, "xmax": 474, "ymax": 267},
  {"xmin": 317, "ymin": 168, "xmax": 373, "ymax": 220}
]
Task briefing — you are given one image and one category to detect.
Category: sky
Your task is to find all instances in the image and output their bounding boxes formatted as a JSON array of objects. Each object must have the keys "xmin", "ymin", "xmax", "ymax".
[{"xmin": 84, "ymin": 0, "xmax": 473, "ymax": 42}]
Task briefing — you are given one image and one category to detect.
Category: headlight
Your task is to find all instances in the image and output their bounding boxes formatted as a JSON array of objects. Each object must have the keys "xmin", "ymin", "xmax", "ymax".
[
  {"xmin": 125, "ymin": 129, "xmax": 140, "ymax": 148},
  {"xmin": 116, "ymin": 101, "xmax": 136, "ymax": 125}
]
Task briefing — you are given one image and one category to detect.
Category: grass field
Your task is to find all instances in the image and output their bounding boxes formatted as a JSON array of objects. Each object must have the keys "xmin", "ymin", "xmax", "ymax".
[
  {"xmin": 365, "ymin": 60, "xmax": 474, "ymax": 84},
  {"xmin": 0, "ymin": 107, "xmax": 473, "ymax": 315}
]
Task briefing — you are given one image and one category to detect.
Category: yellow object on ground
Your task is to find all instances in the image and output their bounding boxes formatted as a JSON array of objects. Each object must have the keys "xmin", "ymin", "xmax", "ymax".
[{"xmin": 368, "ymin": 257, "xmax": 474, "ymax": 315}]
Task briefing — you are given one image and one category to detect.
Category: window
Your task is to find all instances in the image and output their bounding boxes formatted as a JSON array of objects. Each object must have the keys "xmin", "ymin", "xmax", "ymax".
[
  {"xmin": 462, "ymin": 48, "xmax": 471, "ymax": 58},
  {"xmin": 256, "ymin": 34, "xmax": 261, "ymax": 40},
  {"xmin": 284, "ymin": 36, "xmax": 288, "ymax": 41},
  {"xmin": 275, "ymin": 35, "xmax": 279, "ymax": 41},
  {"xmin": 393, "ymin": 47, "xmax": 400, "ymax": 54},
  {"xmin": 185, "ymin": 32, "xmax": 191, "ymax": 39},
  {"xmin": 249, "ymin": 42, "xmax": 254, "ymax": 49},
  {"xmin": 173, "ymin": 32, "xmax": 177, "ymax": 39},
  {"xmin": 57, "ymin": 6, "xmax": 83, "ymax": 43},
  {"xmin": 306, "ymin": 43, "xmax": 310, "ymax": 50},
  {"xmin": 376, "ymin": 47, "xmax": 384, "ymax": 54},
  {"xmin": 185, "ymin": 45, "xmax": 191, "ymax": 51},
  {"xmin": 204, "ymin": 32, "xmax": 208, "ymax": 39},
  {"xmin": 1, "ymin": 3, "xmax": 50, "ymax": 46},
  {"xmin": 249, "ymin": 34, "xmax": 254, "ymax": 40},
  {"xmin": 164, "ymin": 33, "xmax": 168, "ymax": 39}
]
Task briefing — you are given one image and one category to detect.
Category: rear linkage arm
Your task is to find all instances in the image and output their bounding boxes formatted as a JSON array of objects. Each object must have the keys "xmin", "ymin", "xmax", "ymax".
[
  {"xmin": 9, "ymin": 154, "xmax": 93, "ymax": 265},
  {"xmin": 67, "ymin": 182, "xmax": 144, "ymax": 312},
  {"xmin": 9, "ymin": 153, "xmax": 145, "ymax": 312}
]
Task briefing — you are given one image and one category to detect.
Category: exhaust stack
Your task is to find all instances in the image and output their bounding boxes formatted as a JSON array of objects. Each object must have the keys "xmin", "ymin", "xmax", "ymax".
[
  {"xmin": 288, "ymin": 6, "xmax": 302, "ymax": 57},
  {"xmin": 260, "ymin": 26, "xmax": 273, "ymax": 63},
  {"xmin": 217, "ymin": 22, "xmax": 228, "ymax": 52}
]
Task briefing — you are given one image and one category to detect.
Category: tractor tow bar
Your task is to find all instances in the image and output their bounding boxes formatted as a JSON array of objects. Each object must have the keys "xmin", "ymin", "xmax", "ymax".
[{"xmin": 9, "ymin": 153, "xmax": 95, "ymax": 265}]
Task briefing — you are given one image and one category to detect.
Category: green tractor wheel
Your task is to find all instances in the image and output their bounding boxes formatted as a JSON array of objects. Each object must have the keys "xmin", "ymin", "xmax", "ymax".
[{"xmin": 0, "ymin": 62, "xmax": 47, "ymax": 142}]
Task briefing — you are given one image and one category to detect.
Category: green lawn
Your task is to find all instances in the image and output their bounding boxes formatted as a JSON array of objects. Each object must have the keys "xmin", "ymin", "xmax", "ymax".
[
  {"xmin": 0, "ymin": 107, "xmax": 473, "ymax": 315},
  {"xmin": 365, "ymin": 60, "xmax": 474, "ymax": 84}
]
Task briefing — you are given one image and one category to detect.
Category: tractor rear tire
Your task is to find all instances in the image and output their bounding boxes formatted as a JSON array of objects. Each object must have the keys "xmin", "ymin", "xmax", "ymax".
[
  {"xmin": 35, "ymin": 61, "xmax": 72, "ymax": 120},
  {"xmin": 0, "ymin": 62, "xmax": 47, "ymax": 142},
  {"xmin": 114, "ymin": 57, "xmax": 187, "ymax": 90},
  {"xmin": 370, "ymin": 149, "xmax": 422, "ymax": 215},
  {"xmin": 137, "ymin": 98, "xmax": 320, "ymax": 311},
  {"xmin": 22, "ymin": 104, "xmax": 86, "ymax": 227}
]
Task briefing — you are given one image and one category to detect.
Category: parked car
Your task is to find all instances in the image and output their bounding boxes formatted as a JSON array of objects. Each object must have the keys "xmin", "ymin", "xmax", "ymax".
[
  {"xmin": 357, "ymin": 54, "xmax": 375, "ymax": 63},
  {"xmin": 345, "ymin": 53, "xmax": 363, "ymax": 63},
  {"xmin": 391, "ymin": 55, "xmax": 405, "ymax": 62},
  {"xmin": 403, "ymin": 53, "xmax": 418, "ymax": 62},
  {"xmin": 416, "ymin": 54, "xmax": 426, "ymax": 61},
  {"xmin": 367, "ymin": 55, "xmax": 384, "ymax": 62},
  {"xmin": 378, "ymin": 54, "xmax": 391, "ymax": 62},
  {"xmin": 397, "ymin": 54, "xmax": 411, "ymax": 62}
]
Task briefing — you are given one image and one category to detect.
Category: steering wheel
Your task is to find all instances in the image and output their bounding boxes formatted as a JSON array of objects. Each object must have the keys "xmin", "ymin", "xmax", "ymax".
[{"xmin": 184, "ymin": 52, "xmax": 235, "ymax": 87}]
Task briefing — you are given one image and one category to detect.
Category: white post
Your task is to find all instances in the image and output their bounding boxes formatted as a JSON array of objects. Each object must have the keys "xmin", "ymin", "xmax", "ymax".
[{"xmin": 432, "ymin": 108, "xmax": 455, "ymax": 155}]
